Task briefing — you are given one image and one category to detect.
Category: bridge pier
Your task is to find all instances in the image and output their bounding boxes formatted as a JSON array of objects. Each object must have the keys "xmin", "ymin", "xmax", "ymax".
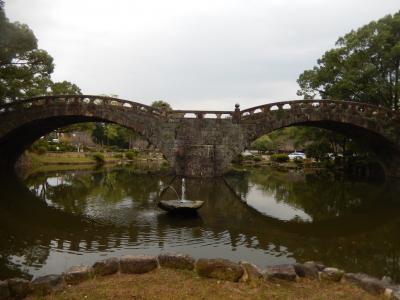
[
  {"xmin": 169, "ymin": 119, "xmax": 246, "ymax": 178},
  {"xmin": 174, "ymin": 145, "xmax": 233, "ymax": 177}
]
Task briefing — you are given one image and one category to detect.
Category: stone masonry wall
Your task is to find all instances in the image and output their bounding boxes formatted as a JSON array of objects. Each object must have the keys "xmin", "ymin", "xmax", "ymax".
[{"xmin": 1, "ymin": 96, "xmax": 400, "ymax": 177}]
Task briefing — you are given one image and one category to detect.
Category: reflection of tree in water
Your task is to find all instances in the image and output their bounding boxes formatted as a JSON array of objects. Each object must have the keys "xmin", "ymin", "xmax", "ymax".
[
  {"xmin": 226, "ymin": 168, "xmax": 400, "ymax": 222},
  {"xmin": 25, "ymin": 168, "xmax": 171, "ymax": 216},
  {"xmin": 221, "ymin": 169, "xmax": 400, "ymax": 280},
  {"xmin": 113, "ymin": 168, "xmax": 164, "ymax": 203},
  {"xmin": 25, "ymin": 170, "xmax": 93, "ymax": 214}
]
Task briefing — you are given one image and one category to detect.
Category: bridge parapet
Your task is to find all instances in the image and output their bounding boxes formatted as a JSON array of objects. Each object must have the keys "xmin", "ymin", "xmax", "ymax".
[
  {"xmin": 240, "ymin": 99, "xmax": 400, "ymax": 121},
  {"xmin": 0, "ymin": 95, "xmax": 164, "ymax": 119},
  {"xmin": 2, "ymin": 96, "xmax": 399, "ymax": 122},
  {"xmin": 167, "ymin": 110, "xmax": 233, "ymax": 119},
  {"xmin": 0, "ymin": 95, "xmax": 238, "ymax": 120}
]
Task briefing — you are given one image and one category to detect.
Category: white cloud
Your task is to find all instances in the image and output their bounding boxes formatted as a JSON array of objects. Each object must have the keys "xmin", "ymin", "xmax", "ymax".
[{"xmin": 5, "ymin": 0, "xmax": 400, "ymax": 110}]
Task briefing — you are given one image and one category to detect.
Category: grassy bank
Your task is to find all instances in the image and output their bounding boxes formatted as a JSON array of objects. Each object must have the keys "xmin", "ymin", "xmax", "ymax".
[
  {"xmin": 16, "ymin": 151, "xmax": 172, "ymax": 178},
  {"xmin": 23, "ymin": 152, "xmax": 118, "ymax": 166},
  {"xmin": 18, "ymin": 151, "xmax": 168, "ymax": 169},
  {"xmin": 27, "ymin": 268, "xmax": 383, "ymax": 300}
]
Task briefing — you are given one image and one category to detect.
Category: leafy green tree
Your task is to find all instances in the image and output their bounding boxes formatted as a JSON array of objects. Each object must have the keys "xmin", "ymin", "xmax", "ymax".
[
  {"xmin": 251, "ymin": 127, "xmax": 309, "ymax": 153},
  {"xmin": 251, "ymin": 126, "xmax": 357, "ymax": 161},
  {"xmin": 290, "ymin": 127, "xmax": 349, "ymax": 159},
  {"xmin": 49, "ymin": 81, "xmax": 84, "ymax": 131},
  {"xmin": 87, "ymin": 94, "xmax": 140, "ymax": 149},
  {"xmin": 92, "ymin": 123, "xmax": 110, "ymax": 147},
  {"xmin": 251, "ymin": 135, "xmax": 274, "ymax": 153},
  {"xmin": 50, "ymin": 80, "xmax": 81, "ymax": 95},
  {"xmin": 60, "ymin": 122, "xmax": 94, "ymax": 134},
  {"xmin": 92, "ymin": 123, "xmax": 138, "ymax": 149},
  {"xmin": 297, "ymin": 11, "xmax": 400, "ymax": 110},
  {"xmin": 0, "ymin": 3, "xmax": 80, "ymax": 103},
  {"xmin": 151, "ymin": 100, "xmax": 172, "ymax": 111},
  {"xmin": 0, "ymin": 4, "xmax": 53, "ymax": 103}
]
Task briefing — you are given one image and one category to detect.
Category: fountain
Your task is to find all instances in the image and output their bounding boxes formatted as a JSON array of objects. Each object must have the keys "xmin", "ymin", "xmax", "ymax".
[
  {"xmin": 181, "ymin": 178, "xmax": 186, "ymax": 202},
  {"xmin": 157, "ymin": 178, "xmax": 204, "ymax": 213}
]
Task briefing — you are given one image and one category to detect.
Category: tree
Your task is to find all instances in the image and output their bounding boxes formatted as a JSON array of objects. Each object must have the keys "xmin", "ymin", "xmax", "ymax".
[
  {"xmin": 50, "ymin": 81, "xmax": 81, "ymax": 95},
  {"xmin": 297, "ymin": 11, "xmax": 400, "ymax": 110},
  {"xmin": 251, "ymin": 126, "xmax": 359, "ymax": 161},
  {"xmin": 0, "ymin": 4, "xmax": 53, "ymax": 103},
  {"xmin": 251, "ymin": 127, "xmax": 307, "ymax": 153},
  {"xmin": 151, "ymin": 100, "xmax": 172, "ymax": 111},
  {"xmin": 251, "ymin": 135, "xmax": 274, "ymax": 153},
  {"xmin": 92, "ymin": 123, "xmax": 138, "ymax": 149},
  {"xmin": 0, "ymin": 4, "xmax": 80, "ymax": 103}
]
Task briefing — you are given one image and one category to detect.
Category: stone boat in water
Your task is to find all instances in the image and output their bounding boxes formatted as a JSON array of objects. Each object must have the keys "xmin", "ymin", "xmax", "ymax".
[
  {"xmin": 158, "ymin": 200, "xmax": 204, "ymax": 213},
  {"xmin": 158, "ymin": 178, "xmax": 204, "ymax": 213}
]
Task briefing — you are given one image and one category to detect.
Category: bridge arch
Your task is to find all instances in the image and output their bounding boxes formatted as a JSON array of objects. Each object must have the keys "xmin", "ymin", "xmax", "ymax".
[
  {"xmin": 239, "ymin": 100, "xmax": 400, "ymax": 177},
  {"xmin": 0, "ymin": 95, "xmax": 175, "ymax": 170}
]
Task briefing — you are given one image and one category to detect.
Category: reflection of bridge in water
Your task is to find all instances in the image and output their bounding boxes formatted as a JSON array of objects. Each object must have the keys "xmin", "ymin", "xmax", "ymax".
[
  {"xmin": 1, "ymin": 95, "xmax": 400, "ymax": 177},
  {"xmin": 1, "ymin": 169, "xmax": 400, "ymax": 280}
]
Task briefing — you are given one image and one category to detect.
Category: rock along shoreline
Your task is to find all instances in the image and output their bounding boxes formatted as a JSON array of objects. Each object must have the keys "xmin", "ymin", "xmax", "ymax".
[{"xmin": 1, "ymin": 253, "xmax": 399, "ymax": 299}]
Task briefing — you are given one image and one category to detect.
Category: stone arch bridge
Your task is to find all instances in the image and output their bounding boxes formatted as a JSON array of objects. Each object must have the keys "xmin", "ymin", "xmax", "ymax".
[{"xmin": 0, "ymin": 95, "xmax": 399, "ymax": 177}]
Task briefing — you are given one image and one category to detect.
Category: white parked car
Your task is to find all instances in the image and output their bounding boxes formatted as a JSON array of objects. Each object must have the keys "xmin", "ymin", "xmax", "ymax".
[
  {"xmin": 241, "ymin": 150, "xmax": 253, "ymax": 157},
  {"xmin": 327, "ymin": 153, "xmax": 343, "ymax": 160},
  {"xmin": 288, "ymin": 152, "xmax": 306, "ymax": 160}
]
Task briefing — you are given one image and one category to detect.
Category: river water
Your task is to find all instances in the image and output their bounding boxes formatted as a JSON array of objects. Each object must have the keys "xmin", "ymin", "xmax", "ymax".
[{"xmin": 1, "ymin": 166, "xmax": 400, "ymax": 281}]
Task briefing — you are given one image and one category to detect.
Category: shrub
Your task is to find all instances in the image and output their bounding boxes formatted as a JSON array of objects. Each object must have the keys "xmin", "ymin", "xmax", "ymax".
[
  {"xmin": 270, "ymin": 153, "xmax": 289, "ymax": 163},
  {"xmin": 36, "ymin": 146, "xmax": 47, "ymax": 155},
  {"xmin": 46, "ymin": 141, "xmax": 75, "ymax": 152},
  {"xmin": 30, "ymin": 139, "xmax": 49, "ymax": 154},
  {"xmin": 114, "ymin": 153, "xmax": 123, "ymax": 159},
  {"xmin": 253, "ymin": 156, "xmax": 262, "ymax": 162},
  {"xmin": 93, "ymin": 153, "xmax": 105, "ymax": 165},
  {"xmin": 293, "ymin": 157, "xmax": 304, "ymax": 166},
  {"xmin": 243, "ymin": 155, "xmax": 254, "ymax": 161},
  {"xmin": 47, "ymin": 144, "xmax": 59, "ymax": 151},
  {"xmin": 126, "ymin": 150, "xmax": 139, "ymax": 160}
]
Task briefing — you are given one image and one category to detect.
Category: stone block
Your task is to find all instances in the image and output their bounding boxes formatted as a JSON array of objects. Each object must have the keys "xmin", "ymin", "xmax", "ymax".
[
  {"xmin": 239, "ymin": 261, "xmax": 263, "ymax": 282},
  {"xmin": 344, "ymin": 273, "xmax": 388, "ymax": 295},
  {"xmin": 319, "ymin": 267, "xmax": 344, "ymax": 282},
  {"xmin": 92, "ymin": 257, "xmax": 119, "ymax": 276},
  {"xmin": 158, "ymin": 253, "xmax": 195, "ymax": 270},
  {"xmin": 63, "ymin": 265, "xmax": 93, "ymax": 285},
  {"xmin": 196, "ymin": 258, "xmax": 244, "ymax": 282},
  {"xmin": 264, "ymin": 264, "xmax": 297, "ymax": 282},
  {"xmin": 31, "ymin": 274, "xmax": 63, "ymax": 295},
  {"xmin": 120, "ymin": 255, "xmax": 158, "ymax": 274},
  {"xmin": 294, "ymin": 261, "xmax": 321, "ymax": 279}
]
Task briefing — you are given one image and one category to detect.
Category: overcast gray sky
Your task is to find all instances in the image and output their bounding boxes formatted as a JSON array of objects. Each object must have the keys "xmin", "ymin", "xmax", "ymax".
[{"xmin": 6, "ymin": 0, "xmax": 400, "ymax": 110}]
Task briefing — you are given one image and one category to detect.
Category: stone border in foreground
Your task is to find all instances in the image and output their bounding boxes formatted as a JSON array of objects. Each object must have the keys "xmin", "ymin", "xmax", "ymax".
[{"xmin": 1, "ymin": 253, "xmax": 399, "ymax": 299}]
